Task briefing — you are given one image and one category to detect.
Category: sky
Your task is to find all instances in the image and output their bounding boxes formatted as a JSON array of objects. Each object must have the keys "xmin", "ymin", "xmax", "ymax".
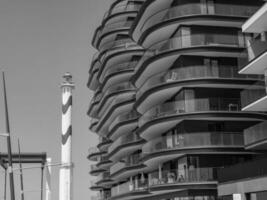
[{"xmin": 0, "ymin": 0, "xmax": 109, "ymax": 199}]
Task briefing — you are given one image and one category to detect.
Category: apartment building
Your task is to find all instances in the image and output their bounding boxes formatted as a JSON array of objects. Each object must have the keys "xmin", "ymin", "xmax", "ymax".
[
  {"xmin": 218, "ymin": 3, "xmax": 267, "ymax": 200},
  {"xmin": 88, "ymin": 1, "xmax": 267, "ymax": 200}
]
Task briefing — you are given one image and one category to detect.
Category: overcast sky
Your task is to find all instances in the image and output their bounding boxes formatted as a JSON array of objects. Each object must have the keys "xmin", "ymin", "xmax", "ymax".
[{"xmin": 0, "ymin": 0, "xmax": 109, "ymax": 199}]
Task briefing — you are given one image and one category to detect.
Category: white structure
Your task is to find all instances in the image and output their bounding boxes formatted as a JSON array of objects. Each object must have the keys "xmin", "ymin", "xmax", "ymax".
[
  {"xmin": 59, "ymin": 73, "xmax": 75, "ymax": 200},
  {"xmin": 45, "ymin": 158, "xmax": 52, "ymax": 200}
]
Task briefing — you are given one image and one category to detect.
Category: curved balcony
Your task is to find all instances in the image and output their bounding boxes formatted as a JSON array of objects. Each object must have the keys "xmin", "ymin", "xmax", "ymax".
[
  {"xmin": 100, "ymin": 61, "xmax": 137, "ymax": 91},
  {"xmin": 108, "ymin": 111, "xmax": 139, "ymax": 141},
  {"xmin": 97, "ymin": 137, "xmax": 113, "ymax": 151},
  {"xmin": 133, "ymin": 32, "xmax": 246, "ymax": 88},
  {"xmin": 97, "ymin": 82, "xmax": 135, "ymax": 117},
  {"xmin": 99, "ymin": 37, "xmax": 132, "ymax": 53},
  {"xmin": 108, "ymin": 132, "xmax": 145, "ymax": 161},
  {"xmin": 103, "ymin": 2, "xmax": 142, "ymax": 23},
  {"xmin": 87, "ymin": 91, "xmax": 102, "ymax": 118},
  {"xmin": 148, "ymin": 167, "xmax": 218, "ymax": 189},
  {"xmin": 96, "ymin": 20, "xmax": 134, "ymax": 50},
  {"xmin": 99, "ymin": 42, "xmax": 142, "ymax": 66},
  {"xmin": 97, "ymin": 154, "xmax": 113, "ymax": 170},
  {"xmin": 98, "ymin": 49, "xmax": 144, "ymax": 84},
  {"xmin": 90, "ymin": 180, "xmax": 103, "ymax": 191},
  {"xmin": 96, "ymin": 171, "xmax": 114, "ymax": 187},
  {"xmin": 111, "ymin": 178, "xmax": 148, "ymax": 198},
  {"xmin": 142, "ymin": 132, "xmax": 244, "ymax": 166},
  {"xmin": 132, "ymin": 0, "xmax": 261, "ymax": 45},
  {"xmin": 110, "ymin": 154, "xmax": 145, "ymax": 180},
  {"xmin": 88, "ymin": 147, "xmax": 106, "ymax": 162},
  {"xmin": 90, "ymin": 164, "xmax": 106, "ymax": 176},
  {"xmin": 89, "ymin": 118, "xmax": 99, "ymax": 132},
  {"xmin": 136, "ymin": 64, "xmax": 262, "ymax": 112},
  {"xmin": 139, "ymin": 97, "xmax": 267, "ymax": 140}
]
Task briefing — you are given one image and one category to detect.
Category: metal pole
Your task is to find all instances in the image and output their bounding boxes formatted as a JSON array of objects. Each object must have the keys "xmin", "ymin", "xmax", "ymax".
[
  {"xmin": 2, "ymin": 72, "xmax": 16, "ymax": 200},
  {"xmin": 45, "ymin": 158, "xmax": 52, "ymax": 200},
  {"xmin": 41, "ymin": 164, "xmax": 44, "ymax": 200},
  {"xmin": 4, "ymin": 169, "xmax": 7, "ymax": 200},
  {"xmin": 18, "ymin": 140, "xmax": 24, "ymax": 200}
]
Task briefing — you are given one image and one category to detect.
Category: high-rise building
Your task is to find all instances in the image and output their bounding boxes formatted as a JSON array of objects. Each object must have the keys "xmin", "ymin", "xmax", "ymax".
[
  {"xmin": 218, "ymin": 3, "xmax": 267, "ymax": 200},
  {"xmin": 87, "ymin": 1, "xmax": 267, "ymax": 200}
]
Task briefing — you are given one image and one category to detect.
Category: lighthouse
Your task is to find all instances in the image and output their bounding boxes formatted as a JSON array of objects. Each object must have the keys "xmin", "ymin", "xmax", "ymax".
[{"xmin": 59, "ymin": 72, "xmax": 74, "ymax": 200}]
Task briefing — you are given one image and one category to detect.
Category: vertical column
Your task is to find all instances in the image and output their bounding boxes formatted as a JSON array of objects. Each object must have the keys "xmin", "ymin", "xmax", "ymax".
[{"xmin": 59, "ymin": 73, "xmax": 75, "ymax": 200}]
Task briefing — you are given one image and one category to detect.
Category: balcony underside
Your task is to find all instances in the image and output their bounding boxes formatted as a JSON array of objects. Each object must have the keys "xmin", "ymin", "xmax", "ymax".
[
  {"xmin": 242, "ymin": 3, "xmax": 267, "ymax": 33},
  {"xmin": 246, "ymin": 138, "xmax": 267, "ymax": 150},
  {"xmin": 242, "ymin": 95, "xmax": 267, "ymax": 111},
  {"xmin": 239, "ymin": 51, "xmax": 267, "ymax": 75}
]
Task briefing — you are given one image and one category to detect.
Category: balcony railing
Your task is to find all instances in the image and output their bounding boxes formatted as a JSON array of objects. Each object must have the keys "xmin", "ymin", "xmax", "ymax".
[
  {"xmin": 109, "ymin": 111, "xmax": 139, "ymax": 132},
  {"xmin": 90, "ymin": 164, "xmax": 102, "ymax": 173},
  {"xmin": 99, "ymin": 38, "xmax": 133, "ymax": 52},
  {"xmin": 135, "ymin": 33, "xmax": 244, "ymax": 72},
  {"xmin": 111, "ymin": 178, "xmax": 148, "ymax": 197},
  {"xmin": 110, "ymin": 154, "xmax": 142, "ymax": 175},
  {"xmin": 218, "ymin": 157, "xmax": 267, "ymax": 183},
  {"xmin": 244, "ymin": 121, "xmax": 267, "ymax": 147},
  {"xmin": 102, "ymin": 61, "xmax": 137, "ymax": 81},
  {"xmin": 101, "ymin": 20, "xmax": 133, "ymax": 36},
  {"xmin": 137, "ymin": 65, "xmax": 261, "ymax": 99},
  {"xmin": 103, "ymin": 3, "xmax": 142, "ymax": 21},
  {"xmin": 142, "ymin": 132, "xmax": 244, "ymax": 155},
  {"xmin": 140, "ymin": 2, "xmax": 259, "ymax": 33},
  {"xmin": 100, "ymin": 42, "xmax": 140, "ymax": 63},
  {"xmin": 240, "ymin": 80, "xmax": 266, "ymax": 108},
  {"xmin": 149, "ymin": 167, "xmax": 218, "ymax": 187},
  {"xmin": 98, "ymin": 82, "xmax": 135, "ymax": 108},
  {"xmin": 96, "ymin": 171, "xmax": 111, "ymax": 183},
  {"xmin": 108, "ymin": 131, "xmax": 141, "ymax": 153},
  {"xmin": 140, "ymin": 97, "xmax": 241, "ymax": 126}
]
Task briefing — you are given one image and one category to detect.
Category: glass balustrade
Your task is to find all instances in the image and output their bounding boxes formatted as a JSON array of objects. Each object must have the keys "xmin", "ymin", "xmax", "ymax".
[
  {"xmin": 102, "ymin": 61, "xmax": 137, "ymax": 80},
  {"xmin": 140, "ymin": 97, "xmax": 241, "ymax": 126},
  {"xmin": 99, "ymin": 38, "xmax": 133, "ymax": 52},
  {"xmin": 137, "ymin": 65, "xmax": 261, "ymax": 99},
  {"xmin": 108, "ymin": 131, "xmax": 141, "ymax": 153},
  {"xmin": 101, "ymin": 20, "xmax": 133, "ymax": 36},
  {"xmin": 140, "ymin": 2, "xmax": 259, "ymax": 33},
  {"xmin": 142, "ymin": 132, "xmax": 244, "ymax": 155},
  {"xmin": 148, "ymin": 167, "xmax": 218, "ymax": 187},
  {"xmin": 135, "ymin": 33, "xmax": 244, "ymax": 72},
  {"xmin": 109, "ymin": 111, "xmax": 139, "ymax": 131},
  {"xmin": 111, "ymin": 178, "xmax": 148, "ymax": 196},
  {"xmin": 103, "ymin": 3, "xmax": 142, "ymax": 21}
]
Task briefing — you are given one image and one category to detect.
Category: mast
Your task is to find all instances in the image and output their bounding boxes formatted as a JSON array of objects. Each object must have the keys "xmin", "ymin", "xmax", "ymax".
[{"xmin": 2, "ymin": 72, "xmax": 16, "ymax": 200}]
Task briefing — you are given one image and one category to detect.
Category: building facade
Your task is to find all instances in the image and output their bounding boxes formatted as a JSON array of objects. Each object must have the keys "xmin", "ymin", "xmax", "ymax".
[
  {"xmin": 218, "ymin": 2, "xmax": 267, "ymax": 200},
  {"xmin": 88, "ymin": 1, "xmax": 267, "ymax": 200}
]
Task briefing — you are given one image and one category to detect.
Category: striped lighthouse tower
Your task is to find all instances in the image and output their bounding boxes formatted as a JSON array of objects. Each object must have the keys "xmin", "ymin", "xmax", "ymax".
[{"xmin": 59, "ymin": 72, "xmax": 74, "ymax": 200}]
